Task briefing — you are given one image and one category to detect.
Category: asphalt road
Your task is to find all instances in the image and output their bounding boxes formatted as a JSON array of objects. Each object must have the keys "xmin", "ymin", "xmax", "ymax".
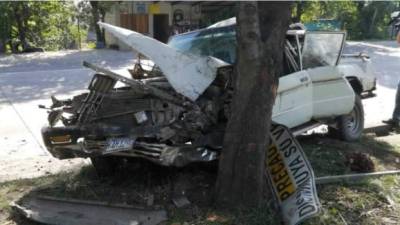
[{"xmin": 0, "ymin": 49, "xmax": 136, "ymax": 160}]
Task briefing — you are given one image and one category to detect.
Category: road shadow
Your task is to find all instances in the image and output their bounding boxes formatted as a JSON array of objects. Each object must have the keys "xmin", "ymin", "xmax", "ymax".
[
  {"xmin": 0, "ymin": 68, "xmax": 93, "ymax": 104},
  {"xmin": 0, "ymin": 49, "xmax": 136, "ymax": 104},
  {"xmin": 0, "ymin": 49, "xmax": 135, "ymax": 73}
]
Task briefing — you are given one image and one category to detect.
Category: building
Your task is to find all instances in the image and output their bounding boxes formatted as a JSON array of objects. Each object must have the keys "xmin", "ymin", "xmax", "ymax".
[{"xmin": 104, "ymin": 1, "xmax": 235, "ymax": 50}]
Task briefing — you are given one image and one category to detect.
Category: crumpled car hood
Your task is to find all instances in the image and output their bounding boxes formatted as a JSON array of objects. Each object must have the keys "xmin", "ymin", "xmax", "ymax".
[{"xmin": 98, "ymin": 22, "xmax": 230, "ymax": 101}]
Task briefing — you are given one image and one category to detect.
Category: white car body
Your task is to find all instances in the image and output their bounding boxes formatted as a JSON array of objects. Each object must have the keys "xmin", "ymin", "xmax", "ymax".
[
  {"xmin": 273, "ymin": 67, "xmax": 355, "ymax": 128},
  {"xmin": 338, "ymin": 56, "xmax": 376, "ymax": 92},
  {"xmin": 40, "ymin": 21, "xmax": 376, "ymax": 167},
  {"xmin": 100, "ymin": 19, "xmax": 376, "ymax": 130}
]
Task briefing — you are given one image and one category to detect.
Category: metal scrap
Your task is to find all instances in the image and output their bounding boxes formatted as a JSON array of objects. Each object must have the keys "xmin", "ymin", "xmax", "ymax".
[
  {"xmin": 315, "ymin": 170, "xmax": 400, "ymax": 185},
  {"xmin": 172, "ymin": 195, "xmax": 191, "ymax": 208},
  {"xmin": 12, "ymin": 195, "xmax": 167, "ymax": 225},
  {"xmin": 83, "ymin": 61, "xmax": 187, "ymax": 107}
]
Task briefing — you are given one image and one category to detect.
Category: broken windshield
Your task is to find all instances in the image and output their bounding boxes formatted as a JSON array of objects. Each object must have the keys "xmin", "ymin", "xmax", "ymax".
[
  {"xmin": 302, "ymin": 32, "xmax": 345, "ymax": 68},
  {"xmin": 168, "ymin": 26, "xmax": 236, "ymax": 64}
]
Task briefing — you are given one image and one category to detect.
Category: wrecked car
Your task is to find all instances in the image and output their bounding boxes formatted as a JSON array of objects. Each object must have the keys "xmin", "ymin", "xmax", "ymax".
[{"xmin": 40, "ymin": 18, "xmax": 376, "ymax": 174}]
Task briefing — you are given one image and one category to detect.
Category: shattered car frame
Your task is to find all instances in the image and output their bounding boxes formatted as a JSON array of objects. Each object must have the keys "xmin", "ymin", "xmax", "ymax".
[{"xmin": 41, "ymin": 19, "xmax": 376, "ymax": 169}]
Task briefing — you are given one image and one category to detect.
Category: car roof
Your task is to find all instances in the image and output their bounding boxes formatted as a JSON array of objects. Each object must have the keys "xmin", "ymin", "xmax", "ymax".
[{"xmin": 170, "ymin": 17, "xmax": 305, "ymax": 40}]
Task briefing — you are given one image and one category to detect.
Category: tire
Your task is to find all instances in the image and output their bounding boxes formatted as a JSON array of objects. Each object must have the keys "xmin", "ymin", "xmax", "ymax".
[
  {"xmin": 330, "ymin": 95, "xmax": 364, "ymax": 142},
  {"xmin": 90, "ymin": 156, "xmax": 121, "ymax": 177}
]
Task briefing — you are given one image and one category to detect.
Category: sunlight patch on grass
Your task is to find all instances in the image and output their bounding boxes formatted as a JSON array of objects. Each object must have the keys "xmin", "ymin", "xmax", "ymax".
[{"xmin": 305, "ymin": 175, "xmax": 400, "ymax": 225}]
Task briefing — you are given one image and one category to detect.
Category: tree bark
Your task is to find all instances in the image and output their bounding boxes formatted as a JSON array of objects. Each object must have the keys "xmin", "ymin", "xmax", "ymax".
[
  {"xmin": 14, "ymin": 3, "xmax": 30, "ymax": 51},
  {"xmin": 215, "ymin": 1, "xmax": 292, "ymax": 208},
  {"xmin": 294, "ymin": 1, "xmax": 305, "ymax": 23},
  {"xmin": 90, "ymin": 1, "xmax": 106, "ymax": 45},
  {"xmin": 0, "ymin": 41, "xmax": 5, "ymax": 53},
  {"xmin": 368, "ymin": 8, "xmax": 378, "ymax": 38}
]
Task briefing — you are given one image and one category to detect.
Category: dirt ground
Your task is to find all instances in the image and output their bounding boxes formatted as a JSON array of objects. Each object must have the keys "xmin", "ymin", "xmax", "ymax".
[
  {"xmin": 1, "ymin": 131, "xmax": 400, "ymax": 225},
  {"xmin": 0, "ymin": 157, "xmax": 89, "ymax": 183}
]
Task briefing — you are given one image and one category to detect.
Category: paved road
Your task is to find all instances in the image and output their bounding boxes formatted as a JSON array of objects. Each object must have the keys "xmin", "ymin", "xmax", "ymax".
[
  {"xmin": 0, "ymin": 49, "xmax": 135, "ymax": 160},
  {"xmin": 345, "ymin": 41, "xmax": 400, "ymax": 127},
  {"xmin": 0, "ymin": 49, "xmax": 136, "ymax": 181}
]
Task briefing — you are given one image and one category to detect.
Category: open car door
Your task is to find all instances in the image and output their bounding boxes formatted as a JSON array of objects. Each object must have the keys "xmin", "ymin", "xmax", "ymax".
[
  {"xmin": 302, "ymin": 32, "xmax": 355, "ymax": 118},
  {"xmin": 272, "ymin": 35, "xmax": 313, "ymax": 128}
]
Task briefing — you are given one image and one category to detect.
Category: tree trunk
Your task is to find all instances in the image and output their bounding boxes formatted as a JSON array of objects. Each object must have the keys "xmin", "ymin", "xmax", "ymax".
[
  {"xmin": 99, "ymin": 8, "xmax": 107, "ymax": 44},
  {"xmin": 0, "ymin": 41, "xmax": 5, "ymax": 53},
  {"xmin": 368, "ymin": 8, "xmax": 378, "ymax": 38},
  {"xmin": 90, "ymin": 1, "xmax": 106, "ymax": 45},
  {"xmin": 14, "ymin": 3, "xmax": 30, "ymax": 51},
  {"xmin": 294, "ymin": 1, "xmax": 304, "ymax": 23},
  {"xmin": 215, "ymin": 1, "xmax": 292, "ymax": 208}
]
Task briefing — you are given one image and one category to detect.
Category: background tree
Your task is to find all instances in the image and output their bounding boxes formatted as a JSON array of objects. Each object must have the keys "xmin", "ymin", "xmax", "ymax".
[
  {"xmin": 216, "ymin": 1, "xmax": 292, "ymax": 207},
  {"xmin": 0, "ymin": 2, "xmax": 12, "ymax": 53},
  {"xmin": 88, "ymin": 1, "xmax": 113, "ymax": 46},
  {"xmin": 0, "ymin": 1, "xmax": 84, "ymax": 53},
  {"xmin": 298, "ymin": 0, "xmax": 399, "ymax": 40}
]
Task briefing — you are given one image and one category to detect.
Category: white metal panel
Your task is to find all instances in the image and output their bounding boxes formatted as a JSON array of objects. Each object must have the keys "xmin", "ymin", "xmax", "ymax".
[
  {"xmin": 273, "ymin": 71, "xmax": 313, "ymax": 128},
  {"xmin": 337, "ymin": 60, "xmax": 376, "ymax": 92},
  {"xmin": 307, "ymin": 66, "xmax": 355, "ymax": 118},
  {"xmin": 98, "ymin": 22, "xmax": 229, "ymax": 101}
]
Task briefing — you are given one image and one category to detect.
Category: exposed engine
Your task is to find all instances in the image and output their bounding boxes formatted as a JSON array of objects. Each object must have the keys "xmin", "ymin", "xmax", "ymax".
[{"xmin": 41, "ymin": 60, "xmax": 233, "ymax": 166}]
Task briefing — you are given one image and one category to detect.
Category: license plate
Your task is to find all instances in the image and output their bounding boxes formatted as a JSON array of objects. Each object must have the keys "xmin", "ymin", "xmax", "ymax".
[{"xmin": 104, "ymin": 137, "xmax": 135, "ymax": 154}]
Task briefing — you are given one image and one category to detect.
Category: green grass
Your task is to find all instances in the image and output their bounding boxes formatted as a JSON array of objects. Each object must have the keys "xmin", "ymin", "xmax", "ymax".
[
  {"xmin": 167, "ymin": 203, "xmax": 279, "ymax": 225},
  {"xmin": 305, "ymin": 175, "xmax": 400, "ymax": 225},
  {"xmin": 85, "ymin": 42, "xmax": 97, "ymax": 49},
  {"xmin": 299, "ymin": 134, "xmax": 400, "ymax": 225}
]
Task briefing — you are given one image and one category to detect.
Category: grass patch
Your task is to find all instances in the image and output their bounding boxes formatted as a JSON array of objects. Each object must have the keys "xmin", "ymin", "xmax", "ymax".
[
  {"xmin": 306, "ymin": 175, "xmax": 400, "ymax": 225},
  {"xmin": 85, "ymin": 42, "xmax": 97, "ymax": 49},
  {"xmin": 300, "ymin": 134, "xmax": 400, "ymax": 176},
  {"xmin": 300, "ymin": 134, "xmax": 400, "ymax": 224},
  {"xmin": 167, "ymin": 203, "xmax": 279, "ymax": 225},
  {"xmin": 302, "ymin": 139, "xmax": 349, "ymax": 176}
]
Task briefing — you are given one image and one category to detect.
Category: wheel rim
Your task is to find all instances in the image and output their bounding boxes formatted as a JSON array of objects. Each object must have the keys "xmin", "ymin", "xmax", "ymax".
[{"xmin": 346, "ymin": 105, "xmax": 361, "ymax": 133}]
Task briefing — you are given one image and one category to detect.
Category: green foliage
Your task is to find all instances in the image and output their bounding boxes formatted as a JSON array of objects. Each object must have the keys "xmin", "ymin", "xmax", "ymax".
[
  {"xmin": 200, "ymin": 6, "xmax": 236, "ymax": 27},
  {"xmin": 0, "ymin": 1, "xmax": 86, "ymax": 52},
  {"xmin": 295, "ymin": 0, "xmax": 400, "ymax": 40}
]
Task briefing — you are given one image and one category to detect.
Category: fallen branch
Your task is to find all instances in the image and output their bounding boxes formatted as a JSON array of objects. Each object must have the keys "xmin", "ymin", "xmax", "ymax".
[{"xmin": 316, "ymin": 170, "xmax": 400, "ymax": 185}]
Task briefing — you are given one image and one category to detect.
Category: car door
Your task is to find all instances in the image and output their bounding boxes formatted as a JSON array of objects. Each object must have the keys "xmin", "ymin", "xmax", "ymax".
[
  {"xmin": 302, "ymin": 32, "xmax": 355, "ymax": 118},
  {"xmin": 272, "ymin": 71, "xmax": 313, "ymax": 128}
]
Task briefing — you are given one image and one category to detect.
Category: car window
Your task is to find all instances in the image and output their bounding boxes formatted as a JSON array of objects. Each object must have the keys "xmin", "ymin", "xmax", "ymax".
[
  {"xmin": 168, "ymin": 26, "xmax": 236, "ymax": 64},
  {"xmin": 168, "ymin": 25, "xmax": 304, "ymax": 70},
  {"xmin": 302, "ymin": 32, "xmax": 345, "ymax": 69}
]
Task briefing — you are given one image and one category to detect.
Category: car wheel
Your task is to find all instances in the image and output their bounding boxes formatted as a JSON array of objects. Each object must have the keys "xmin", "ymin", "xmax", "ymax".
[
  {"xmin": 90, "ymin": 156, "xmax": 121, "ymax": 177},
  {"xmin": 330, "ymin": 95, "xmax": 364, "ymax": 142}
]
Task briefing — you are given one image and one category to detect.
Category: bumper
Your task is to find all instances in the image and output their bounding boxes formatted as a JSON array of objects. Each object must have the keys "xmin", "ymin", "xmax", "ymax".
[
  {"xmin": 41, "ymin": 126, "xmax": 218, "ymax": 167},
  {"xmin": 41, "ymin": 126, "xmax": 94, "ymax": 159}
]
